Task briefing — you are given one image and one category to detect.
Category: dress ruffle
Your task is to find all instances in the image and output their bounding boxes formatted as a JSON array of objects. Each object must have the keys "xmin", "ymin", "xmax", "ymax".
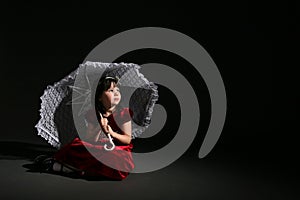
[{"xmin": 54, "ymin": 138, "xmax": 134, "ymax": 180}]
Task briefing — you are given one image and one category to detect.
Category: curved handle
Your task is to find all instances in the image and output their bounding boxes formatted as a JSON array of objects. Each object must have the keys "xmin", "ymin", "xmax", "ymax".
[{"xmin": 104, "ymin": 133, "xmax": 115, "ymax": 151}]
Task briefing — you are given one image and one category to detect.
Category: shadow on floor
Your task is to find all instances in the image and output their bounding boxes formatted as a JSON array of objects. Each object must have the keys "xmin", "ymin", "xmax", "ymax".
[
  {"xmin": 22, "ymin": 162, "xmax": 115, "ymax": 181},
  {"xmin": 0, "ymin": 141, "xmax": 119, "ymax": 181},
  {"xmin": 0, "ymin": 141, "xmax": 56, "ymax": 161}
]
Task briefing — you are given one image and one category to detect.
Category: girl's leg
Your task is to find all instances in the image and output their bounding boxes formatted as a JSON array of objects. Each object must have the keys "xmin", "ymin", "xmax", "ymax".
[
  {"xmin": 34, "ymin": 155, "xmax": 84, "ymax": 175},
  {"xmin": 52, "ymin": 161, "xmax": 85, "ymax": 175}
]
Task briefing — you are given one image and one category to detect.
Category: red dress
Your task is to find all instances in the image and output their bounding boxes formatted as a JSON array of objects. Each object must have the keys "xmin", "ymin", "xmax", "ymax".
[{"xmin": 54, "ymin": 107, "xmax": 134, "ymax": 180}]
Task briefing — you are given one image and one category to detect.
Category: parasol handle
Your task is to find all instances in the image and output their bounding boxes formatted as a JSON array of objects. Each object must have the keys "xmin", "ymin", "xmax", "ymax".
[
  {"xmin": 104, "ymin": 133, "xmax": 115, "ymax": 151},
  {"xmin": 99, "ymin": 112, "xmax": 115, "ymax": 151}
]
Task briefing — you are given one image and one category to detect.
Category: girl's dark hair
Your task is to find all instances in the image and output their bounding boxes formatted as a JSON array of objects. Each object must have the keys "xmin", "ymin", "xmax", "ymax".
[{"xmin": 94, "ymin": 76, "xmax": 120, "ymax": 115}]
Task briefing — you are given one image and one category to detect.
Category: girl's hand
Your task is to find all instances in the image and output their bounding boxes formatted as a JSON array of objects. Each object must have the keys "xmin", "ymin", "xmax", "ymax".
[
  {"xmin": 106, "ymin": 125, "xmax": 114, "ymax": 137},
  {"xmin": 99, "ymin": 112, "xmax": 109, "ymax": 133},
  {"xmin": 100, "ymin": 117, "xmax": 109, "ymax": 132}
]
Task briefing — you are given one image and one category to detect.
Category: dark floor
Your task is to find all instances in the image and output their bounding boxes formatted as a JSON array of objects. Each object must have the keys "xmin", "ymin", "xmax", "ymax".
[{"xmin": 0, "ymin": 141, "xmax": 298, "ymax": 200}]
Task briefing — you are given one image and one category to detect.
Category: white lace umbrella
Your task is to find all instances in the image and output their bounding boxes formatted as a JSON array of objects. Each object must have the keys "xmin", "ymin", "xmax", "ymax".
[{"xmin": 35, "ymin": 61, "xmax": 159, "ymax": 149}]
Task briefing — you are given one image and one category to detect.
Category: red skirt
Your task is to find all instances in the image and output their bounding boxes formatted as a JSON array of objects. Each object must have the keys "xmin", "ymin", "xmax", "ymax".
[{"xmin": 54, "ymin": 137, "xmax": 134, "ymax": 180}]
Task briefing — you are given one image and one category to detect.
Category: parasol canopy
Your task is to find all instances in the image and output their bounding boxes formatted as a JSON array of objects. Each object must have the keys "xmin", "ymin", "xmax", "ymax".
[{"xmin": 35, "ymin": 61, "xmax": 159, "ymax": 148}]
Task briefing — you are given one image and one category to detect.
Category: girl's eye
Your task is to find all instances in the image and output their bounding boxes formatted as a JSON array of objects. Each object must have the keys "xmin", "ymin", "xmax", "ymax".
[{"xmin": 108, "ymin": 88, "xmax": 120, "ymax": 93}]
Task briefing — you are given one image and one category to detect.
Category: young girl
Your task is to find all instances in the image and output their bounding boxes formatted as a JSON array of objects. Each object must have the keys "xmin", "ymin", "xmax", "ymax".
[{"xmin": 35, "ymin": 76, "xmax": 134, "ymax": 180}]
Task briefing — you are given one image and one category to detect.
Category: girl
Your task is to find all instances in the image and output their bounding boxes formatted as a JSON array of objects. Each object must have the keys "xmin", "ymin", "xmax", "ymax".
[{"xmin": 35, "ymin": 76, "xmax": 134, "ymax": 180}]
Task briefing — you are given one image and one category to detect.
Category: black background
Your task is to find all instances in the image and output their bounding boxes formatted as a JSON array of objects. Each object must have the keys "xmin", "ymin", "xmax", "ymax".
[{"xmin": 0, "ymin": 1, "xmax": 299, "ymax": 199}]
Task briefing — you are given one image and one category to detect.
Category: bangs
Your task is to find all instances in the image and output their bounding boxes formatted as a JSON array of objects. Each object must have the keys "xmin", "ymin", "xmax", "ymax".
[
  {"xmin": 95, "ymin": 76, "xmax": 120, "ymax": 99},
  {"xmin": 102, "ymin": 78, "xmax": 119, "ymax": 91}
]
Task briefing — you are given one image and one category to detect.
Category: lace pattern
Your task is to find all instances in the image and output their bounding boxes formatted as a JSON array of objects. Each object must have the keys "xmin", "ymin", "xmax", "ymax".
[{"xmin": 35, "ymin": 61, "xmax": 159, "ymax": 148}]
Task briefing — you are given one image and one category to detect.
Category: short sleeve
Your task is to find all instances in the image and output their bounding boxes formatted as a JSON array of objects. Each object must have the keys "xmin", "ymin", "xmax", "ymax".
[{"xmin": 119, "ymin": 107, "xmax": 133, "ymax": 123}]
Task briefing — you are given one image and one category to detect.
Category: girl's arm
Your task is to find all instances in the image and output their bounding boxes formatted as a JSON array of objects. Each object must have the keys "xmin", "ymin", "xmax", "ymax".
[{"xmin": 107, "ymin": 121, "xmax": 132, "ymax": 145}]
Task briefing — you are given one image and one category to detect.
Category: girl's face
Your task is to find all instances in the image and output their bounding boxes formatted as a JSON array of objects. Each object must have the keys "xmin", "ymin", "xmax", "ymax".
[{"xmin": 100, "ymin": 82, "xmax": 121, "ymax": 109}]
